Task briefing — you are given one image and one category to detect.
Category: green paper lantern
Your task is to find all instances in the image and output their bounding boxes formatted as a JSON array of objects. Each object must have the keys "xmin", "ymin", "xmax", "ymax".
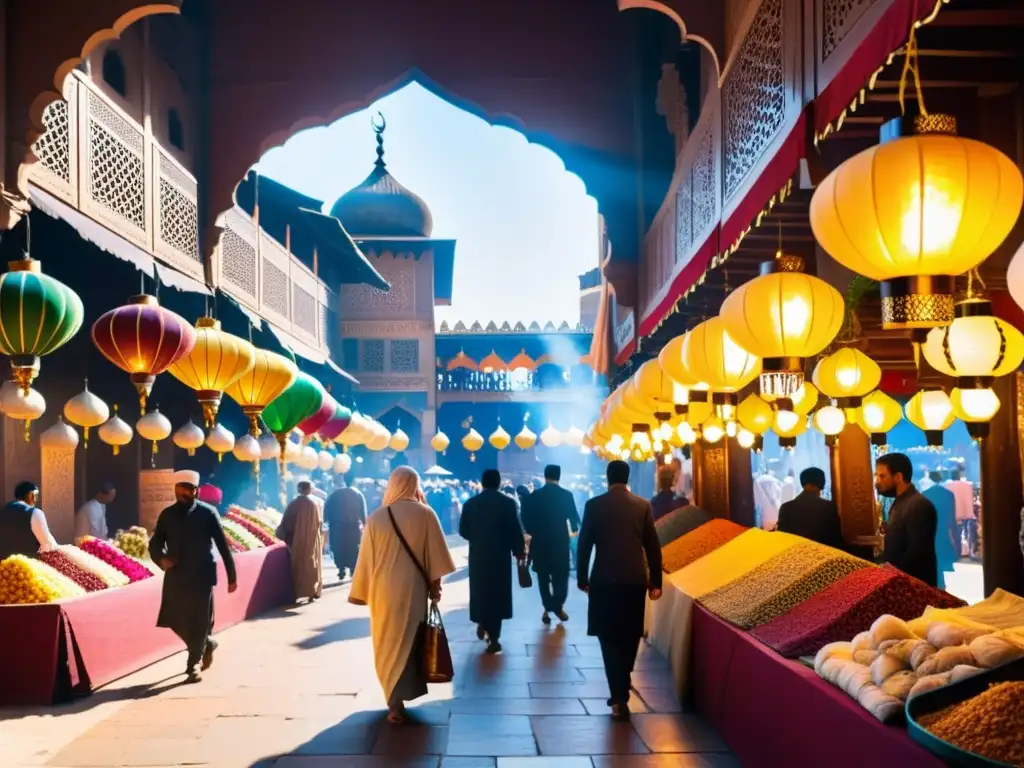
[
  {"xmin": 262, "ymin": 370, "xmax": 324, "ymax": 442},
  {"xmin": 0, "ymin": 258, "xmax": 84, "ymax": 392}
]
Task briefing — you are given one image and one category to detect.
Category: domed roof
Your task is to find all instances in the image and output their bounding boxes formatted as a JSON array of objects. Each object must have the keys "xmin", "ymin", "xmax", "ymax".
[{"xmin": 329, "ymin": 114, "xmax": 433, "ymax": 238}]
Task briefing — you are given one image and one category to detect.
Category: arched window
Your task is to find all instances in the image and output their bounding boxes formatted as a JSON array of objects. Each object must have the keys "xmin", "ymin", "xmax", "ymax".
[
  {"xmin": 168, "ymin": 108, "xmax": 184, "ymax": 150},
  {"xmin": 102, "ymin": 49, "xmax": 126, "ymax": 97}
]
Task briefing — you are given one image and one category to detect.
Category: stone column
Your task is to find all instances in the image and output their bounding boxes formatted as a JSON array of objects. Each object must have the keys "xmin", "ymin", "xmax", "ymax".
[
  {"xmin": 980, "ymin": 373, "xmax": 1024, "ymax": 597},
  {"xmin": 39, "ymin": 420, "xmax": 79, "ymax": 544},
  {"xmin": 421, "ymin": 408, "xmax": 437, "ymax": 465},
  {"xmin": 829, "ymin": 422, "xmax": 878, "ymax": 549}
]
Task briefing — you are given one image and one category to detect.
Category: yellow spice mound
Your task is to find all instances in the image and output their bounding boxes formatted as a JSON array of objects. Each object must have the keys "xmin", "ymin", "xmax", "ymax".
[{"xmin": 669, "ymin": 529, "xmax": 802, "ymax": 599}]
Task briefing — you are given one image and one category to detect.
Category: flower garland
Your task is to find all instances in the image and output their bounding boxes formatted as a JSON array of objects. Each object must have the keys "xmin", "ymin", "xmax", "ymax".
[
  {"xmin": 227, "ymin": 506, "xmax": 277, "ymax": 539},
  {"xmin": 77, "ymin": 538, "xmax": 153, "ymax": 583},
  {"xmin": 224, "ymin": 534, "xmax": 247, "ymax": 554},
  {"xmin": 40, "ymin": 551, "xmax": 107, "ymax": 592},
  {"xmin": 0, "ymin": 555, "xmax": 86, "ymax": 604},
  {"xmin": 60, "ymin": 544, "xmax": 131, "ymax": 587},
  {"xmin": 220, "ymin": 518, "xmax": 264, "ymax": 550},
  {"xmin": 226, "ymin": 511, "xmax": 277, "ymax": 546},
  {"xmin": 230, "ymin": 504, "xmax": 282, "ymax": 530}
]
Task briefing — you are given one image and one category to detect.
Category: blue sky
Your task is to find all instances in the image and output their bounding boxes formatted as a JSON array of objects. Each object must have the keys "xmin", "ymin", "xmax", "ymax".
[{"xmin": 256, "ymin": 82, "xmax": 599, "ymax": 328}]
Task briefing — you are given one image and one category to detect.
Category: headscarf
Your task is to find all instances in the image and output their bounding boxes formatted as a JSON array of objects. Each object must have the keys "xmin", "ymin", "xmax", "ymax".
[{"xmin": 382, "ymin": 465, "xmax": 424, "ymax": 507}]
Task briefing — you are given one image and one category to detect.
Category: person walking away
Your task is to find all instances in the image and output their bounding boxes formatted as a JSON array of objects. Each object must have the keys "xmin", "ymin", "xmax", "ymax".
[
  {"xmin": 0, "ymin": 481, "xmax": 57, "ymax": 560},
  {"xmin": 922, "ymin": 471, "xmax": 957, "ymax": 590},
  {"xmin": 780, "ymin": 469, "xmax": 798, "ymax": 506},
  {"xmin": 324, "ymin": 472, "xmax": 366, "ymax": 580},
  {"xmin": 521, "ymin": 464, "xmax": 580, "ymax": 625},
  {"xmin": 577, "ymin": 460, "xmax": 662, "ymax": 721},
  {"xmin": 945, "ymin": 469, "xmax": 976, "ymax": 558},
  {"xmin": 650, "ymin": 466, "xmax": 686, "ymax": 522},
  {"xmin": 277, "ymin": 481, "xmax": 324, "ymax": 603},
  {"xmin": 349, "ymin": 466, "xmax": 456, "ymax": 724},
  {"xmin": 460, "ymin": 469, "xmax": 525, "ymax": 653},
  {"xmin": 776, "ymin": 467, "xmax": 845, "ymax": 550},
  {"xmin": 876, "ymin": 453, "xmax": 939, "ymax": 586},
  {"xmin": 754, "ymin": 470, "xmax": 783, "ymax": 530},
  {"xmin": 149, "ymin": 470, "xmax": 237, "ymax": 683},
  {"xmin": 75, "ymin": 482, "xmax": 115, "ymax": 540}
]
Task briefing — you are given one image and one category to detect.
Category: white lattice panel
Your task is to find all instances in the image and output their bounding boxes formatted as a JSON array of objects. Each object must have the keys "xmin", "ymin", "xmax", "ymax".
[
  {"xmin": 290, "ymin": 262, "xmax": 319, "ymax": 345},
  {"xmin": 154, "ymin": 148, "xmax": 202, "ymax": 281},
  {"xmin": 29, "ymin": 78, "xmax": 79, "ymax": 205},
  {"xmin": 258, "ymin": 232, "xmax": 291, "ymax": 329}
]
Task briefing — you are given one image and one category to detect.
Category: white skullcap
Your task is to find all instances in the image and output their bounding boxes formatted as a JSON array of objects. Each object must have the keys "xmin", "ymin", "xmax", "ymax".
[{"xmin": 173, "ymin": 470, "xmax": 200, "ymax": 487}]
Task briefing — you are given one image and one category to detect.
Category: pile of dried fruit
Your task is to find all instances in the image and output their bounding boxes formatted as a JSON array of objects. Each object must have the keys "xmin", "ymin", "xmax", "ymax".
[
  {"xmin": 0, "ymin": 555, "xmax": 86, "ymax": 604},
  {"xmin": 919, "ymin": 681, "xmax": 1024, "ymax": 765}
]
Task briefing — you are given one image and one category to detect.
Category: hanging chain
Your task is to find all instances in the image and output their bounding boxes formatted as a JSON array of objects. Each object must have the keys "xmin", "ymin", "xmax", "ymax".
[{"xmin": 898, "ymin": 25, "xmax": 929, "ymax": 117}]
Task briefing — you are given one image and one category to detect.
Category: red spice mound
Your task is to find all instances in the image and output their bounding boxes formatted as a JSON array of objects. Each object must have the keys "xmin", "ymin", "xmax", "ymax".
[
  {"xmin": 752, "ymin": 564, "xmax": 966, "ymax": 658},
  {"xmin": 661, "ymin": 519, "xmax": 747, "ymax": 573},
  {"xmin": 39, "ymin": 551, "xmax": 107, "ymax": 593}
]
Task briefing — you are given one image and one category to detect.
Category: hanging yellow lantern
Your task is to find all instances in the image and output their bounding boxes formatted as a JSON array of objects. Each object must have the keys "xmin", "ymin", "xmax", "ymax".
[
  {"xmin": 701, "ymin": 416, "xmax": 725, "ymax": 444},
  {"xmin": 563, "ymin": 425, "xmax": 585, "ymax": 448},
  {"xmin": 921, "ymin": 298, "xmax": 1024, "ymax": 410},
  {"xmin": 136, "ymin": 408, "xmax": 172, "ymax": 455},
  {"xmin": 949, "ymin": 387, "xmax": 999, "ymax": 441},
  {"xmin": 813, "ymin": 404, "xmax": 847, "ymax": 446},
  {"xmin": 63, "ymin": 380, "xmax": 109, "ymax": 448},
  {"xmin": 389, "ymin": 428, "xmax": 410, "ymax": 452},
  {"xmin": 810, "ymin": 118, "xmax": 1023, "ymax": 329},
  {"xmin": 514, "ymin": 424, "xmax": 537, "ymax": 450},
  {"xmin": 657, "ymin": 334, "xmax": 711, "ymax": 402},
  {"xmin": 773, "ymin": 409, "xmax": 807, "ymax": 449},
  {"xmin": 489, "ymin": 425, "xmax": 511, "ymax": 450},
  {"xmin": 904, "ymin": 389, "xmax": 955, "ymax": 447},
  {"xmin": 462, "ymin": 428, "xmax": 484, "ymax": 461},
  {"xmin": 684, "ymin": 399, "xmax": 714, "ymax": 429},
  {"xmin": 854, "ymin": 390, "xmax": 903, "ymax": 446},
  {"xmin": 629, "ymin": 424, "xmax": 652, "ymax": 461},
  {"xmin": 173, "ymin": 419, "xmax": 205, "ymax": 456},
  {"xmin": 430, "ymin": 429, "xmax": 450, "ymax": 454},
  {"xmin": 98, "ymin": 405, "xmax": 132, "ymax": 455},
  {"xmin": 539, "ymin": 424, "xmax": 563, "ymax": 448},
  {"xmin": 681, "ymin": 317, "xmax": 762, "ymax": 393},
  {"xmin": 633, "ymin": 359, "xmax": 679, "ymax": 409},
  {"xmin": 367, "ymin": 424, "xmax": 390, "ymax": 452},
  {"xmin": 767, "ymin": 382, "xmax": 820, "ymax": 417},
  {"xmin": 812, "ymin": 348, "xmax": 882, "ymax": 407},
  {"xmin": 736, "ymin": 428, "xmax": 756, "ymax": 450},
  {"xmin": 737, "ymin": 394, "xmax": 773, "ymax": 435},
  {"xmin": 168, "ymin": 317, "xmax": 256, "ymax": 427},
  {"xmin": 224, "ymin": 348, "xmax": 298, "ymax": 437}
]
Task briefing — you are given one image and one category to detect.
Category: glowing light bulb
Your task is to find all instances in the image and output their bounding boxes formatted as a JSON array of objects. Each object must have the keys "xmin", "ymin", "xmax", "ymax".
[
  {"xmin": 676, "ymin": 422, "xmax": 696, "ymax": 444},
  {"xmin": 737, "ymin": 428, "xmax": 755, "ymax": 449},
  {"xmin": 952, "ymin": 387, "xmax": 1000, "ymax": 421},
  {"xmin": 813, "ymin": 405, "xmax": 846, "ymax": 436},
  {"xmin": 862, "ymin": 402, "xmax": 885, "ymax": 431},
  {"xmin": 774, "ymin": 409, "xmax": 800, "ymax": 433},
  {"xmin": 725, "ymin": 420, "xmax": 737, "ymax": 438},
  {"xmin": 702, "ymin": 417, "xmax": 725, "ymax": 444}
]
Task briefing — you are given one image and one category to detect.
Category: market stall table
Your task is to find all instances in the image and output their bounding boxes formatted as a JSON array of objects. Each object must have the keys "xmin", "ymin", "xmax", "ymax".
[
  {"xmin": 0, "ymin": 544, "xmax": 293, "ymax": 706},
  {"xmin": 689, "ymin": 604, "xmax": 945, "ymax": 768}
]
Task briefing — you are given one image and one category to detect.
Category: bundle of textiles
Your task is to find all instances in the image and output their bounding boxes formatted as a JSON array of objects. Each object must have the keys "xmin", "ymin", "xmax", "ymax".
[
  {"xmin": 660, "ymin": 519, "xmax": 746, "ymax": 573},
  {"xmin": 751, "ymin": 564, "xmax": 966, "ymax": 658},
  {"xmin": 814, "ymin": 614, "xmax": 1024, "ymax": 723},
  {"xmin": 655, "ymin": 504, "xmax": 712, "ymax": 547},
  {"xmin": 670, "ymin": 528, "xmax": 802, "ymax": 599},
  {"xmin": 698, "ymin": 542, "xmax": 868, "ymax": 630}
]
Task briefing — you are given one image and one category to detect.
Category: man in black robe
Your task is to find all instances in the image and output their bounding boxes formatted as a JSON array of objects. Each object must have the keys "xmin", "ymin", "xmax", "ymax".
[
  {"xmin": 776, "ymin": 467, "xmax": 845, "ymax": 550},
  {"xmin": 521, "ymin": 464, "xmax": 580, "ymax": 625},
  {"xmin": 876, "ymin": 452, "xmax": 939, "ymax": 586},
  {"xmin": 149, "ymin": 470, "xmax": 237, "ymax": 683},
  {"xmin": 578, "ymin": 460, "xmax": 662, "ymax": 721},
  {"xmin": 459, "ymin": 469, "xmax": 525, "ymax": 654},
  {"xmin": 324, "ymin": 472, "xmax": 366, "ymax": 580}
]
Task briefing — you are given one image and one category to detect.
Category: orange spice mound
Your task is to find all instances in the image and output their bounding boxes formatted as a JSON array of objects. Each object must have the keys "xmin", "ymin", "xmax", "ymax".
[
  {"xmin": 920, "ymin": 681, "xmax": 1024, "ymax": 766},
  {"xmin": 661, "ymin": 519, "xmax": 747, "ymax": 574}
]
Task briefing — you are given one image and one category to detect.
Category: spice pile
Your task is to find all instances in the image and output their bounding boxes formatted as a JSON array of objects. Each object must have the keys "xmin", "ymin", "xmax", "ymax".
[
  {"xmin": 660, "ymin": 519, "xmax": 746, "ymax": 573},
  {"xmin": 672, "ymin": 529, "xmax": 802, "ymax": 599},
  {"xmin": 752, "ymin": 565, "xmax": 965, "ymax": 658},
  {"xmin": 919, "ymin": 681, "xmax": 1024, "ymax": 766}
]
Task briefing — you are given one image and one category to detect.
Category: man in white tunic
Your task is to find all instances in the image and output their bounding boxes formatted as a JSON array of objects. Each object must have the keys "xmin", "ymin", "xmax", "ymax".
[{"xmin": 349, "ymin": 466, "xmax": 456, "ymax": 723}]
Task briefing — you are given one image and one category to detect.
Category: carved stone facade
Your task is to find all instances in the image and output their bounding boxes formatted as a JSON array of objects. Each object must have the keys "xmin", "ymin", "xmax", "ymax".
[{"xmin": 41, "ymin": 441, "xmax": 77, "ymax": 545}]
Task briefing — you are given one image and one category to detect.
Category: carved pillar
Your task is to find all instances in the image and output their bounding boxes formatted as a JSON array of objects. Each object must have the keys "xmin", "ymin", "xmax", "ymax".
[
  {"xmin": 981, "ymin": 373, "xmax": 1024, "ymax": 597},
  {"xmin": 829, "ymin": 422, "xmax": 878, "ymax": 546},
  {"xmin": 693, "ymin": 437, "xmax": 753, "ymax": 524},
  {"xmin": 39, "ymin": 420, "xmax": 79, "ymax": 545},
  {"xmin": 3, "ymin": 415, "xmax": 41, "ymax": 501}
]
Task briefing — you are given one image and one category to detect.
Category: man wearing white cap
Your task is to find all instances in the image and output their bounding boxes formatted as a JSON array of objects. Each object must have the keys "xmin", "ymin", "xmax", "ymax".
[{"xmin": 149, "ymin": 469, "xmax": 237, "ymax": 683}]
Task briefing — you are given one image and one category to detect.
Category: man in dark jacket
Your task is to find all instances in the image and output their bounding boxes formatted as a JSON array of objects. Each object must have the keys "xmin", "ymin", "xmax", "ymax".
[
  {"xmin": 324, "ymin": 472, "xmax": 366, "ymax": 580},
  {"xmin": 521, "ymin": 464, "xmax": 580, "ymax": 625},
  {"xmin": 876, "ymin": 452, "xmax": 938, "ymax": 586},
  {"xmin": 149, "ymin": 470, "xmax": 237, "ymax": 683},
  {"xmin": 577, "ymin": 460, "xmax": 662, "ymax": 721},
  {"xmin": 459, "ymin": 469, "xmax": 525, "ymax": 654},
  {"xmin": 776, "ymin": 467, "xmax": 845, "ymax": 550}
]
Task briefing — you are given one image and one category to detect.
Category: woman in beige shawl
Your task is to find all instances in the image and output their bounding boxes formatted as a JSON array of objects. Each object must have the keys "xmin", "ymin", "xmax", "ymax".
[
  {"xmin": 349, "ymin": 466, "xmax": 456, "ymax": 723},
  {"xmin": 276, "ymin": 481, "xmax": 323, "ymax": 602}
]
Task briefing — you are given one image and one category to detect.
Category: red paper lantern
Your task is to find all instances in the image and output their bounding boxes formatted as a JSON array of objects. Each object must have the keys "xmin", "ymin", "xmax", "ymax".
[
  {"xmin": 297, "ymin": 390, "xmax": 338, "ymax": 437},
  {"xmin": 91, "ymin": 295, "xmax": 196, "ymax": 412}
]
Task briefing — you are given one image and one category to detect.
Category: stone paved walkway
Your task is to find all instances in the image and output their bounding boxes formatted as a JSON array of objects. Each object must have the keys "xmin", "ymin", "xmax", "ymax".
[{"xmin": 0, "ymin": 544, "xmax": 739, "ymax": 767}]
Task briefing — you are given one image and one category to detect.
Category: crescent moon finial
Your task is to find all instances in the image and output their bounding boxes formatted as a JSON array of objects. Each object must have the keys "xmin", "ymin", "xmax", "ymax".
[
  {"xmin": 372, "ymin": 112, "xmax": 387, "ymax": 167},
  {"xmin": 371, "ymin": 111, "xmax": 386, "ymax": 134}
]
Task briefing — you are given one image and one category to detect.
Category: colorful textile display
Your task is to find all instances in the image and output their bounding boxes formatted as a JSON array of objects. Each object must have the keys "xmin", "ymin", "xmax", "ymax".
[
  {"xmin": 669, "ymin": 529, "xmax": 802, "ymax": 599},
  {"xmin": 77, "ymin": 537, "xmax": 153, "ymax": 583},
  {"xmin": 59, "ymin": 544, "xmax": 131, "ymax": 587},
  {"xmin": 0, "ymin": 555, "xmax": 86, "ymax": 604},
  {"xmin": 655, "ymin": 505, "xmax": 713, "ymax": 547},
  {"xmin": 699, "ymin": 542, "xmax": 869, "ymax": 630},
  {"xmin": 39, "ymin": 551, "xmax": 107, "ymax": 592},
  {"xmin": 752, "ymin": 565, "xmax": 966, "ymax": 659},
  {"xmin": 660, "ymin": 519, "xmax": 747, "ymax": 573}
]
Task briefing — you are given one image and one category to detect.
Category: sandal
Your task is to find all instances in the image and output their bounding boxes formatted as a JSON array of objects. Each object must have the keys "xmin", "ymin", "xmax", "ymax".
[{"xmin": 387, "ymin": 706, "xmax": 406, "ymax": 724}]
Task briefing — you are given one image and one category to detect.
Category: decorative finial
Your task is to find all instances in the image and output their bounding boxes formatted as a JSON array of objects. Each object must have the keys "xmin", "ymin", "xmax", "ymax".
[{"xmin": 371, "ymin": 111, "xmax": 387, "ymax": 168}]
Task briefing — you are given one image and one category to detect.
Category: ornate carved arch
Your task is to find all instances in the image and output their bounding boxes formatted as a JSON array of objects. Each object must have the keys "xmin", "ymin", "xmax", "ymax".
[{"xmin": 617, "ymin": 0, "xmax": 726, "ymax": 81}]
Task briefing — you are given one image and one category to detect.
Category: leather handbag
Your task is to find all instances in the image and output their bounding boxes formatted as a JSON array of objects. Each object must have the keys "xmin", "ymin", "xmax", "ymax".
[
  {"xmin": 517, "ymin": 560, "xmax": 533, "ymax": 589},
  {"xmin": 387, "ymin": 507, "xmax": 454, "ymax": 684}
]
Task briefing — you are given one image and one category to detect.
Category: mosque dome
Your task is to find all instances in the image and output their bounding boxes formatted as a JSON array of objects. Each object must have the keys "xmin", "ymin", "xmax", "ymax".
[{"xmin": 329, "ymin": 113, "xmax": 433, "ymax": 238}]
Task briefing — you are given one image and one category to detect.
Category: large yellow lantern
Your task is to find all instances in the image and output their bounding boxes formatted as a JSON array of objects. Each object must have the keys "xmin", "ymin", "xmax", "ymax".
[
  {"xmin": 169, "ymin": 318, "xmax": 256, "ymax": 426},
  {"xmin": 921, "ymin": 299, "xmax": 1024, "ymax": 406},
  {"xmin": 515, "ymin": 424, "xmax": 537, "ymax": 450},
  {"xmin": 737, "ymin": 393, "xmax": 773, "ymax": 452},
  {"xmin": 489, "ymin": 425, "xmax": 511, "ymax": 450},
  {"xmin": 810, "ymin": 121, "xmax": 1023, "ymax": 329},
  {"xmin": 681, "ymin": 317, "xmax": 761, "ymax": 395},
  {"xmin": 719, "ymin": 254, "xmax": 844, "ymax": 401},
  {"xmin": 657, "ymin": 334, "xmax": 711, "ymax": 403},
  {"xmin": 389, "ymin": 428, "xmax": 410, "ymax": 452},
  {"xmin": 812, "ymin": 348, "xmax": 881, "ymax": 406},
  {"xmin": 904, "ymin": 389, "xmax": 955, "ymax": 447},
  {"xmin": 812, "ymin": 404, "xmax": 847, "ymax": 446},
  {"xmin": 950, "ymin": 387, "xmax": 1000, "ymax": 440},
  {"xmin": 772, "ymin": 408, "xmax": 807, "ymax": 449},
  {"xmin": 855, "ymin": 389, "xmax": 903, "ymax": 445},
  {"xmin": 430, "ymin": 429, "xmax": 450, "ymax": 454},
  {"xmin": 225, "ymin": 349, "xmax": 298, "ymax": 436},
  {"xmin": 462, "ymin": 428, "xmax": 484, "ymax": 461}
]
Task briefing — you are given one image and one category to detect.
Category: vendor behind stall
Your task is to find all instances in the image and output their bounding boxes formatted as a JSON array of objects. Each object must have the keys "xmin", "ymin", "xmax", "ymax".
[
  {"xmin": 74, "ymin": 482, "xmax": 116, "ymax": 540},
  {"xmin": 0, "ymin": 481, "xmax": 57, "ymax": 559}
]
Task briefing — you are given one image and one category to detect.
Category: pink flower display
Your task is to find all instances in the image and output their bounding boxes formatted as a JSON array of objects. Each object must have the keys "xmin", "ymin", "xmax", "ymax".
[
  {"xmin": 226, "ymin": 512, "xmax": 277, "ymax": 546},
  {"xmin": 77, "ymin": 537, "xmax": 153, "ymax": 583}
]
